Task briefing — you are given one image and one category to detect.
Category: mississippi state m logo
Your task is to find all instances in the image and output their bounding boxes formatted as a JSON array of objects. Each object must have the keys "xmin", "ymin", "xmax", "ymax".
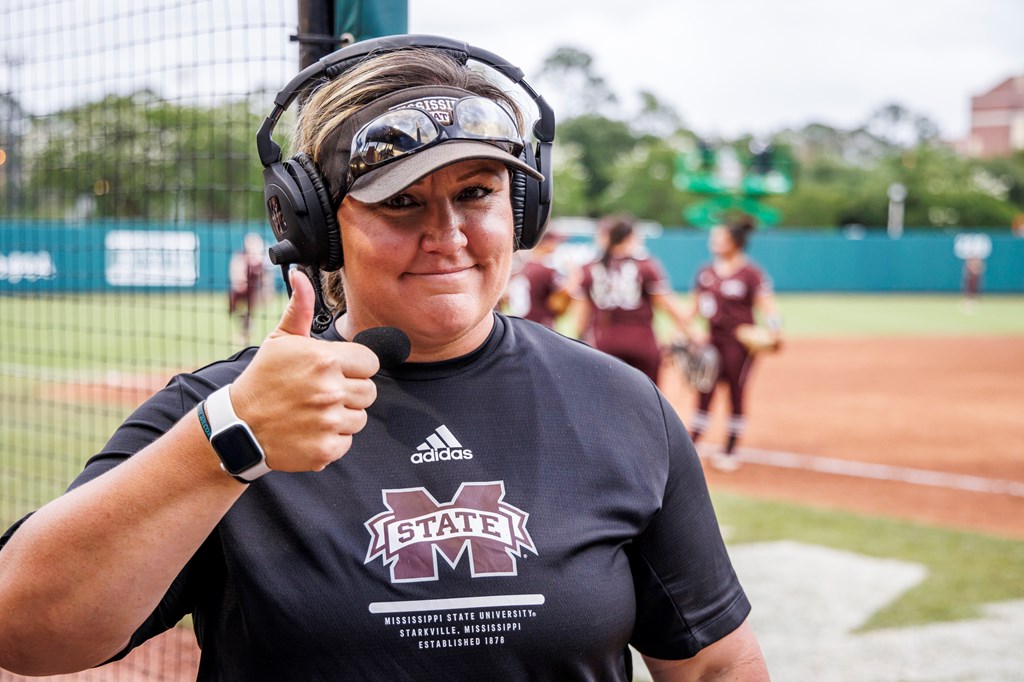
[{"xmin": 365, "ymin": 481, "xmax": 537, "ymax": 583}]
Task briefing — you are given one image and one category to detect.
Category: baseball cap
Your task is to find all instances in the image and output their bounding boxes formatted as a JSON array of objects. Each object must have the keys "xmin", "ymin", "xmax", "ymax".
[{"xmin": 320, "ymin": 85, "xmax": 543, "ymax": 204}]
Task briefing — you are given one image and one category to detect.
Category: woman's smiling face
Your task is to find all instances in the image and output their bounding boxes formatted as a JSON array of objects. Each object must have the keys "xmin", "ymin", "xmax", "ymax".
[{"xmin": 336, "ymin": 158, "xmax": 515, "ymax": 362}]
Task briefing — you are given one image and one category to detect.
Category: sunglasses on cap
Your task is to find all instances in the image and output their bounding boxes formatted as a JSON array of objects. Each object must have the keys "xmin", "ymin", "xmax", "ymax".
[{"xmin": 347, "ymin": 96, "xmax": 525, "ymax": 187}]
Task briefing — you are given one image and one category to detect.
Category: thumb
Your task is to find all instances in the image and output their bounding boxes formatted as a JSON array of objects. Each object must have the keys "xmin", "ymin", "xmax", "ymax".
[{"xmin": 271, "ymin": 269, "xmax": 316, "ymax": 338}]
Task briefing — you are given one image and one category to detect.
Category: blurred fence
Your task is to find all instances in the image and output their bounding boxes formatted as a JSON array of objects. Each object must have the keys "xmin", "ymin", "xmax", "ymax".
[{"xmin": 0, "ymin": 1, "xmax": 298, "ymax": 678}]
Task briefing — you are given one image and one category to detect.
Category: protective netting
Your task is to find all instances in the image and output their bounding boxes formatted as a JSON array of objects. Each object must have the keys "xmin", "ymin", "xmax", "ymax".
[{"xmin": 0, "ymin": 2, "xmax": 298, "ymax": 677}]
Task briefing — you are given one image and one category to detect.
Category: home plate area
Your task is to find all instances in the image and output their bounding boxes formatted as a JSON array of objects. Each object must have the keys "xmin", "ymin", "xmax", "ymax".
[{"xmin": 631, "ymin": 541, "xmax": 1024, "ymax": 682}]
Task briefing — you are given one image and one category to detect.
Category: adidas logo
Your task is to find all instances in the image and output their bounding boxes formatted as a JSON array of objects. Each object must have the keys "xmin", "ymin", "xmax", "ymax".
[{"xmin": 410, "ymin": 425, "xmax": 473, "ymax": 464}]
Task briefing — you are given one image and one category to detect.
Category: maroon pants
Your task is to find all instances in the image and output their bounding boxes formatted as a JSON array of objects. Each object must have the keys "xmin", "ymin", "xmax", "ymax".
[{"xmin": 697, "ymin": 335, "xmax": 754, "ymax": 435}]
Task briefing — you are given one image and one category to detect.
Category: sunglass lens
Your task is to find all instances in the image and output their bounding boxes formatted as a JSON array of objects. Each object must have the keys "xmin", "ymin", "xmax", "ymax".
[
  {"xmin": 456, "ymin": 98, "xmax": 520, "ymax": 140},
  {"xmin": 356, "ymin": 110, "xmax": 440, "ymax": 165}
]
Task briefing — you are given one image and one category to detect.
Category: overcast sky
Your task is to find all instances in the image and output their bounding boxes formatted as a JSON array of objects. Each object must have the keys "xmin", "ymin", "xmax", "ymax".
[
  {"xmin": 409, "ymin": 0, "xmax": 1023, "ymax": 141},
  {"xmin": 2, "ymin": 0, "xmax": 1020, "ymax": 143}
]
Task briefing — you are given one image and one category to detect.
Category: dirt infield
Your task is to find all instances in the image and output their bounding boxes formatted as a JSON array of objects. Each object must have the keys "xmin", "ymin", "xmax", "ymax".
[
  {"xmin": 660, "ymin": 336, "xmax": 1024, "ymax": 540},
  {"xmin": 39, "ymin": 371, "xmax": 174, "ymax": 407}
]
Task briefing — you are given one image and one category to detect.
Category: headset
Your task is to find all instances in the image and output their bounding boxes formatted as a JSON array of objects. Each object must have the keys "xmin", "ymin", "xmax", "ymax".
[{"xmin": 256, "ymin": 34, "xmax": 555, "ymax": 331}]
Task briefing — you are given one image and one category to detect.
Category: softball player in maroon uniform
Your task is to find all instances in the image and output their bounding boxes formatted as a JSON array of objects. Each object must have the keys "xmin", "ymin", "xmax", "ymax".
[
  {"xmin": 687, "ymin": 220, "xmax": 782, "ymax": 471},
  {"xmin": 961, "ymin": 256, "xmax": 984, "ymax": 313},
  {"xmin": 228, "ymin": 232, "xmax": 270, "ymax": 346},
  {"xmin": 575, "ymin": 217, "xmax": 690, "ymax": 383}
]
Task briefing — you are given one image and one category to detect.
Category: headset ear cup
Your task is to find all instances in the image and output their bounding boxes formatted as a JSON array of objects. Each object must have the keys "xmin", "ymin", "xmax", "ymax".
[
  {"xmin": 512, "ymin": 145, "xmax": 545, "ymax": 250},
  {"xmin": 509, "ymin": 168, "xmax": 528, "ymax": 249},
  {"xmin": 293, "ymin": 153, "xmax": 343, "ymax": 271}
]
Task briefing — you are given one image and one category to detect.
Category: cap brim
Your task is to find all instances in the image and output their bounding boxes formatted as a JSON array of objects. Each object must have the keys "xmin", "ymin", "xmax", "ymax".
[{"xmin": 346, "ymin": 140, "xmax": 544, "ymax": 204}]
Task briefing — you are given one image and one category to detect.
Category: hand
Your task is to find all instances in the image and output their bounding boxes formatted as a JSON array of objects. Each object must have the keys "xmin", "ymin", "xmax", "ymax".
[{"xmin": 229, "ymin": 270, "xmax": 380, "ymax": 473}]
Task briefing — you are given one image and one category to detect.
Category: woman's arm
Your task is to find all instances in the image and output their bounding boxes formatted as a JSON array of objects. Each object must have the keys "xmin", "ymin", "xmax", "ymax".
[
  {"xmin": 0, "ymin": 416, "xmax": 246, "ymax": 674},
  {"xmin": 659, "ymin": 291, "xmax": 708, "ymax": 346},
  {"xmin": 572, "ymin": 296, "xmax": 593, "ymax": 341},
  {"xmin": 0, "ymin": 271, "xmax": 378, "ymax": 675},
  {"xmin": 753, "ymin": 287, "xmax": 783, "ymax": 348},
  {"xmin": 643, "ymin": 620, "xmax": 770, "ymax": 681},
  {"xmin": 566, "ymin": 265, "xmax": 592, "ymax": 341},
  {"xmin": 652, "ymin": 291, "xmax": 695, "ymax": 339}
]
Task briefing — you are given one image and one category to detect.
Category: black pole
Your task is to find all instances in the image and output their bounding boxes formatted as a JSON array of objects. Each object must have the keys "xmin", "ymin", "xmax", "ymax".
[{"xmin": 296, "ymin": 0, "xmax": 337, "ymax": 69}]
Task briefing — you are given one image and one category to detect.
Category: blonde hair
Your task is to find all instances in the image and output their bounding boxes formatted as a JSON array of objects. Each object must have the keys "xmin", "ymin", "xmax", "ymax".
[{"xmin": 290, "ymin": 49, "xmax": 526, "ymax": 313}]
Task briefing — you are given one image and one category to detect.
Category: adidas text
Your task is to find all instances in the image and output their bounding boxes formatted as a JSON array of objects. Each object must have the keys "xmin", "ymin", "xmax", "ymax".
[
  {"xmin": 411, "ymin": 425, "xmax": 472, "ymax": 464},
  {"xmin": 411, "ymin": 448, "xmax": 473, "ymax": 464}
]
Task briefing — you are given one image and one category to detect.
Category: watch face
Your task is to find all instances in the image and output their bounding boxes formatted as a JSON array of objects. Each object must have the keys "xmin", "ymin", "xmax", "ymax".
[{"xmin": 211, "ymin": 424, "xmax": 265, "ymax": 475}]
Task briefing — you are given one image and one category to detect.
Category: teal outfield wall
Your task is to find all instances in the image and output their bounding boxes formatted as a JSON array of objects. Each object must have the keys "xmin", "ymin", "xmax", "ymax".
[
  {"xmin": 644, "ymin": 229, "xmax": 1023, "ymax": 293},
  {"xmin": 0, "ymin": 221, "xmax": 276, "ymax": 294},
  {"xmin": 1, "ymin": 221, "xmax": 1021, "ymax": 293}
]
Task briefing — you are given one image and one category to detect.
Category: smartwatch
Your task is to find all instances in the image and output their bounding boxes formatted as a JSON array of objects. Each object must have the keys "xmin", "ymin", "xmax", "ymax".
[{"xmin": 198, "ymin": 384, "xmax": 272, "ymax": 483}]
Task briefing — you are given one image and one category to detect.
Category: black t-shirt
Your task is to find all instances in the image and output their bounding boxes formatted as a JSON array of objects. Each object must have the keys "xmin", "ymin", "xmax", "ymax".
[{"xmin": 1, "ymin": 314, "xmax": 749, "ymax": 680}]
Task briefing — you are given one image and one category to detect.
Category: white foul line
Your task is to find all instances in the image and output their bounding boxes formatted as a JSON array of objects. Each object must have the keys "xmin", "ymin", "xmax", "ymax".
[
  {"xmin": 369, "ymin": 594, "xmax": 545, "ymax": 614},
  {"xmin": 713, "ymin": 447, "xmax": 1024, "ymax": 498}
]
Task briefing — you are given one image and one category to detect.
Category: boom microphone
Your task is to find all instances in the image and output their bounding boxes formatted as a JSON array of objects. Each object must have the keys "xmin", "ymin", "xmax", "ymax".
[{"xmin": 353, "ymin": 327, "xmax": 411, "ymax": 370}]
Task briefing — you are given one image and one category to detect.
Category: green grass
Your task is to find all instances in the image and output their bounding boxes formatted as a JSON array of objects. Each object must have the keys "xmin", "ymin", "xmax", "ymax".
[
  {"xmin": 714, "ymin": 491, "xmax": 1024, "ymax": 630},
  {"xmin": 0, "ymin": 291, "xmax": 288, "ymax": 526},
  {"xmin": 0, "ymin": 376, "xmax": 149, "ymax": 528},
  {"xmin": 0, "ymin": 291, "xmax": 288, "ymax": 371},
  {"xmin": 651, "ymin": 293, "xmax": 1024, "ymax": 339},
  {"xmin": 773, "ymin": 293, "xmax": 1024, "ymax": 337},
  {"xmin": 3, "ymin": 292, "xmax": 1021, "ymax": 374}
]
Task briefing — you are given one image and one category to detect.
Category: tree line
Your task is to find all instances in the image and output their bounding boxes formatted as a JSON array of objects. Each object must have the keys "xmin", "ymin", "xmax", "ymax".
[
  {"xmin": 2, "ymin": 47, "xmax": 1022, "ymax": 230},
  {"xmin": 536, "ymin": 46, "xmax": 1024, "ymax": 229}
]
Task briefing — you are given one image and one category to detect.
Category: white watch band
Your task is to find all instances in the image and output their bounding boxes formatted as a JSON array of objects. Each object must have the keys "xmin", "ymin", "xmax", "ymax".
[{"xmin": 204, "ymin": 384, "xmax": 272, "ymax": 482}]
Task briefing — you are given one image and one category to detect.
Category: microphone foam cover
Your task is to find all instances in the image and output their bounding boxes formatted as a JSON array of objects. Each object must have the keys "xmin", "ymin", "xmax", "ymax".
[{"xmin": 353, "ymin": 326, "xmax": 411, "ymax": 370}]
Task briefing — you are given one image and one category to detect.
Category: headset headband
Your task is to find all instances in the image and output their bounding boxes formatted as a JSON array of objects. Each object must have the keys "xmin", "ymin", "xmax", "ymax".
[{"xmin": 256, "ymin": 34, "xmax": 555, "ymax": 173}]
